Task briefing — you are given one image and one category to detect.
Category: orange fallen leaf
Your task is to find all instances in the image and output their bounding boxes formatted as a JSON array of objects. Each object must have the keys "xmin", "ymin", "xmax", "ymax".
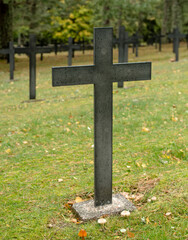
[
  {"xmin": 78, "ymin": 229, "xmax": 87, "ymax": 239},
  {"xmin": 127, "ymin": 231, "xmax": 135, "ymax": 238}
]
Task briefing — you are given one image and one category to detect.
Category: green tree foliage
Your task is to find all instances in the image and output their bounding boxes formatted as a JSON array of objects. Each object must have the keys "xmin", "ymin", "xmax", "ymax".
[
  {"xmin": 0, "ymin": 0, "xmax": 13, "ymax": 50},
  {"xmin": 51, "ymin": 4, "xmax": 93, "ymax": 42},
  {"xmin": 1, "ymin": 0, "xmax": 188, "ymax": 49}
]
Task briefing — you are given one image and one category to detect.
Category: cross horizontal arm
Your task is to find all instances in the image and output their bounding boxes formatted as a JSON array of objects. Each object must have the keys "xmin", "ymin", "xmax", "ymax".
[
  {"xmin": 15, "ymin": 47, "xmax": 30, "ymax": 54},
  {"xmin": 35, "ymin": 47, "xmax": 52, "ymax": 53},
  {"xmin": 0, "ymin": 49, "xmax": 9, "ymax": 54},
  {"xmin": 52, "ymin": 65, "xmax": 95, "ymax": 86},
  {"xmin": 112, "ymin": 62, "xmax": 151, "ymax": 82}
]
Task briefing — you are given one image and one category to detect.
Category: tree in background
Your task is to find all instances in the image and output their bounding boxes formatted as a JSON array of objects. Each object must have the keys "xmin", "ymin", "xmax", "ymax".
[
  {"xmin": 1, "ymin": 0, "xmax": 188, "ymax": 49},
  {"xmin": 51, "ymin": 4, "xmax": 93, "ymax": 43},
  {"xmin": 162, "ymin": 0, "xmax": 188, "ymax": 38},
  {"xmin": 0, "ymin": 0, "xmax": 13, "ymax": 57}
]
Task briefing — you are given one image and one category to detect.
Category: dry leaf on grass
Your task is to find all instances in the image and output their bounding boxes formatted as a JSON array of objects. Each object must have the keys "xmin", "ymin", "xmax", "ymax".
[
  {"xmin": 75, "ymin": 197, "xmax": 83, "ymax": 203},
  {"xmin": 127, "ymin": 231, "xmax": 135, "ymax": 238}
]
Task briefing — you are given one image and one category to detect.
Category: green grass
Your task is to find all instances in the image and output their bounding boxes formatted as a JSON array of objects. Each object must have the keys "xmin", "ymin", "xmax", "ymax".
[{"xmin": 0, "ymin": 43, "xmax": 188, "ymax": 239}]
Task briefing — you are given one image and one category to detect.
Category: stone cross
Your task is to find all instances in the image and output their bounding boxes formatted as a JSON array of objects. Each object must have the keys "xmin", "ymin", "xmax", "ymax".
[
  {"xmin": 186, "ymin": 33, "xmax": 188, "ymax": 49},
  {"xmin": 131, "ymin": 32, "xmax": 142, "ymax": 57},
  {"xmin": 15, "ymin": 34, "xmax": 51, "ymax": 99},
  {"xmin": 52, "ymin": 28, "xmax": 151, "ymax": 208},
  {"xmin": 115, "ymin": 26, "xmax": 129, "ymax": 88},
  {"xmin": 168, "ymin": 28, "xmax": 185, "ymax": 61},
  {"xmin": 154, "ymin": 31, "xmax": 164, "ymax": 52},
  {"xmin": 67, "ymin": 37, "xmax": 81, "ymax": 66},
  {"xmin": 0, "ymin": 41, "xmax": 15, "ymax": 80}
]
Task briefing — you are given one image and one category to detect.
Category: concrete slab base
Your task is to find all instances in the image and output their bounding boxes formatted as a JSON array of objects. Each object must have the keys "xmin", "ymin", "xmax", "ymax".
[{"xmin": 72, "ymin": 193, "xmax": 136, "ymax": 221}]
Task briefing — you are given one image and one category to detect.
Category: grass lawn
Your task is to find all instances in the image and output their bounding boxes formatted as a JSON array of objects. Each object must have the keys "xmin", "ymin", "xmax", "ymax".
[{"xmin": 0, "ymin": 43, "xmax": 188, "ymax": 240}]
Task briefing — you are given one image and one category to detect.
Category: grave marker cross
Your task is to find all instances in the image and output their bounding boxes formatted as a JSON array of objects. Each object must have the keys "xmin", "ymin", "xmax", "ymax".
[
  {"xmin": 15, "ymin": 34, "xmax": 51, "ymax": 99},
  {"xmin": 67, "ymin": 37, "xmax": 81, "ymax": 66},
  {"xmin": 154, "ymin": 31, "xmax": 165, "ymax": 52},
  {"xmin": 115, "ymin": 26, "xmax": 129, "ymax": 88},
  {"xmin": 168, "ymin": 28, "xmax": 185, "ymax": 61},
  {"xmin": 52, "ymin": 28, "xmax": 151, "ymax": 207},
  {"xmin": 131, "ymin": 32, "xmax": 141, "ymax": 57},
  {"xmin": 0, "ymin": 42, "xmax": 15, "ymax": 80}
]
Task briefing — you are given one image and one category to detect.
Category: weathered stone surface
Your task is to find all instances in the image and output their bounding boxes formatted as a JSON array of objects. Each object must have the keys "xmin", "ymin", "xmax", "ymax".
[{"xmin": 72, "ymin": 194, "xmax": 136, "ymax": 221}]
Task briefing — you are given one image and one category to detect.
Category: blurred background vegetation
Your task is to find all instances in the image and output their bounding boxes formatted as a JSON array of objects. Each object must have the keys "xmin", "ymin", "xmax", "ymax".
[{"xmin": 0, "ymin": 0, "xmax": 188, "ymax": 48}]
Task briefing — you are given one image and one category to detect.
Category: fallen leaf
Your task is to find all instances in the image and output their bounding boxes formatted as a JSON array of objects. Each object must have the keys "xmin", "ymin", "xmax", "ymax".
[
  {"xmin": 47, "ymin": 223, "xmax": 53, "ymax": 228},
  {"xmin": 98, "ymin": 218, "xmax": 107, "ymax": 224},
  {"xmin": 146, "ymin": 217, "xmax": 150, "ymax": 224},
  {"xmin": 165, "ymin": 212, "xmax": 171, "ymax": 216},
  {"xmin": 151, "ymin": 196, "xmax": 157, "ymax": 201},
  {"xmin": 142, "ymin": 163, "xmax": 147, "ymax": 168},
  {"xmin": 5, "ymin": 148, "xmax": 11, "ymax": 154},
  {"xmin": 78, "ymin": 229, "xmax": 87, "ymax": 238},
  {"xmin": 121, "ymin": 210, "xmax": 130, "ymax": 217},
  {"xmin": 142, "ymin": 127, "xmax": 150, "ymax": 132},
  {"xmin": 172, "ymin": 116, "xmax": 178, "ymax": 122},
  {"xmin": 75, "ymin": 197, "xmax": 83, "ymax": 203},
  {"xmin": 70, "ymin": 218, "xmax": 77, "ymax": 223},
  {"xmin": 127, "ymin": 231, "xmax": 135, "ymax": 238}
]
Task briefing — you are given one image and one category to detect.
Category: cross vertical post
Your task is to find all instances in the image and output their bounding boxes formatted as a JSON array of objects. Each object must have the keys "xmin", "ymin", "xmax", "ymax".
[
  {"xmin": 118, "ymin": 26, "xmax": 125, "ymax": 88},
  {"xmin": 117, "ymin": 26, "xmax": 129, "ymax": 88},
  {"xmin": 0, "ymin": 41, "xmax": 15, "ymax": 81},
  {"xmin": 68, "ymin": 37, "xmax": 73, "ymax": 66},
  {"xmin": 29, "ymin": 34, "xmax": 36, "ymax": 99},
  {"xmin": 68, "ymin": 37, "xmax": 81, "ymax": 66},
  {"xmin": 9, "ymin": 42, "xmax": 15, "ymax": 80},
  {"xmin": 94, "ymin": 28, "xmax": 113, "ymax": 206}
]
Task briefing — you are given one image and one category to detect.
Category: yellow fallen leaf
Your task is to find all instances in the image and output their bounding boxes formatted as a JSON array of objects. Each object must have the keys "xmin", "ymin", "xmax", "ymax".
[
  {"xmin": 142, "ymin": 127, "xmax": 150, "ymax": 132},
  {"xmin": 75, "ymin": 197, "xmax": 83, "ymax": 203},
  {"xmin": 65, "ymin": 128, "xmax": 70, "ymax": 132},
  {"xmin": 5, "ymin": 148, "xmax": 11, "ymax": 154},
  {"xmin": 172, "ymin": 117, "xmax": 178, "ymax": 122},
  {"xmin": 146, "ymin": 217, "xmax": 150, "ymax": 224},
  {"xmin": 68, "ymin": 122, "xmax": 72, "ymax": 126},
  {"xmin": 136, "ymin": 161, "xmax": 140, "ymax": 167},
  {"xmin": 142, "ymin": 163, "xmax": 147, "ymax": 168}
]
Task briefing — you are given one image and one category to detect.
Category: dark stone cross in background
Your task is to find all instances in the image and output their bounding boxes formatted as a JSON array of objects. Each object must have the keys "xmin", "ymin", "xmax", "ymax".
[
  {"xmin": 67, "ymin": 37, "xmax": 81, "ymax": 66},
  {"xmin": 115, "ymin": 26, "xmax": 129, "ymax": 88},
  {"xmin": 154, "ymin": 31, "xmax": 165, "ymax": 52},
  {"xmin": 15, "ymin": 34, "xmax": 51, "ymax": 99},
  {"xmin": 168, "ymin": 28, "xmax": 185, "ymax": 61},
  {"xmin": 52, "ymin": 27, "xmax": 151, "ymax": 220},
  {"xmin": 0, "ymin": 41, "xmax": 15, "ymax": 80},
  {"xmin": 131, "ymin": 32, "xmax": 142, "ymax": 57}
]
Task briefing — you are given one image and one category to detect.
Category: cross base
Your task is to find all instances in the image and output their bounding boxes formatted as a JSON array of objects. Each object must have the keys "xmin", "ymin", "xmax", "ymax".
[
  {"xmin": 72, "ymin": 194, "xmax": 136, "ymax": 221},
  {"xmin": 21, "ymin": 99, "xmax": 45, "ymax": 104}
]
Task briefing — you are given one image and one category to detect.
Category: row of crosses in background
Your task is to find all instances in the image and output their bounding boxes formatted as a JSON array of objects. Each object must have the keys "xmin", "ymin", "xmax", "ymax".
[
  {"xmin": 0, "ymin": 27, "xmax": 186, "ymax": 101},
  {"xmin": 52, "ymin": 27, "xmax": 151, "ymax": 220}
]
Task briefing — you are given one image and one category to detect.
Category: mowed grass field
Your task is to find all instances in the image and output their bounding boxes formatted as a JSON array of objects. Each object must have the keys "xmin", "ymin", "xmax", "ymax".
[{"xmin": 0, "ymin": 43, "xmax": 188, "ymax": 240}]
